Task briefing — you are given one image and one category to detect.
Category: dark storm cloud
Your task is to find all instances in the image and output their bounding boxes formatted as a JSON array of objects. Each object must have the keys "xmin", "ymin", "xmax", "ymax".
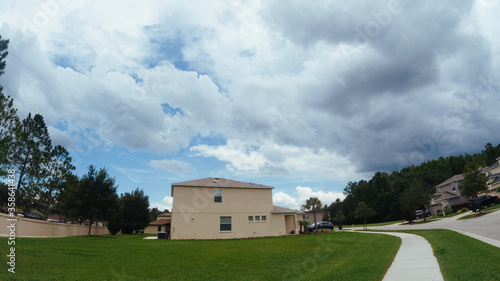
[{"xmin": 261, "ymin": 0, "xmax": 498, "ymax": 173}]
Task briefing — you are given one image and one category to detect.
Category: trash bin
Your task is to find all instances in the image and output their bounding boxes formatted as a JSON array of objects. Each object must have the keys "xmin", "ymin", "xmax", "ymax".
[{"xmin": 158, "ymin": 232, "xmax": 167, "ymax": 239}]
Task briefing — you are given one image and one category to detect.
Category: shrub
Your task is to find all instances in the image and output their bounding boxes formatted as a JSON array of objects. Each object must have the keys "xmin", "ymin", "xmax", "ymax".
[{"xmin": 460, "ymin": 207, "xmax": 468, "ymax": 213}]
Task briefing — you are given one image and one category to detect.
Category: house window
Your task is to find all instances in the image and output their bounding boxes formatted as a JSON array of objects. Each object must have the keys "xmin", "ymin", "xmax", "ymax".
[
  {"xmin": 261, "ymin": 216, "xmax": 266, "ymax": 222},
  {"xmin": 220, "ymin": 216, "xmax": 231, "ymax": 231},
  {"xmin": 214, "ymin": 190, "xmax": 222, "ymax": 203},
  {"xmin": 255, "ymin": 216, "xmax": 260, "ymax": 222},
  {"xmin": 158, "ymin": 226, "xmax": 161, "ymax": 232},
  {"xmin": 248, "ymin": 216, "xmax": 253, "ymax": 222},
  {"xmin": 451, "ymin": 183, "xmax": 456, "ymax": 191}
]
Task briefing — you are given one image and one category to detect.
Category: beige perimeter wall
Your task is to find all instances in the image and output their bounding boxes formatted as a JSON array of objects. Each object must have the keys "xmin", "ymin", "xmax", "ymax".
[{"xmin": 0, "ymin": 213, "xmax": 110, "ymax": 238}]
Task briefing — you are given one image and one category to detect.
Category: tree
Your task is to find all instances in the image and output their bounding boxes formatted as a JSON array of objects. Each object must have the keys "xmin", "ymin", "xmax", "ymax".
[
  {"xmin": 0, "ymin": 92, "xmax": 19, "ymax": 175},
  {"xmin": 0, "ymin": 36, "xmax": 20, "ymax": 176},
  {"xmin": 458, "ymin": 162, "xmax": 489, "ymax": 214},
  {"xmin": 38, "ymin": 145, "xmax": 75, "ymax": 219},
  {"xmin": 121, "ymin": 188, "xmax": 150, "ymax": 234},
  {"xmin": 355, "ymin": 201, "xmax": 376, "ymax": 230},
  {"xmin": 0, "ymin": 35, "xmax": 8, "ymax": 76},
  {"xmin": 483, "ymin": 143, "xmax": 500, "ymax": 166},
  {"xmin": 10, "ymin": 113, "xmax": 51, "ymax": 210},
  {"xmin": 400, "ymin": 180, "xmax": 434, "ymax": 223},
  {"xmin": 149, "ymin": 207, "xmax": 162, "ymax": 222},
  {"xmin": 66, "ymin": 165, "xmax": 119, "ymax": 235},
  {"xmin": 107, "ymin": 199, "xmax": 123, "ymax": 235},
  {"xmin": 334, "ymin": 211, "xmax": 346, "ymax": 230},
  {"xmin": 302, "ymin": 197, "xmax": 322, "ymax": 232}
]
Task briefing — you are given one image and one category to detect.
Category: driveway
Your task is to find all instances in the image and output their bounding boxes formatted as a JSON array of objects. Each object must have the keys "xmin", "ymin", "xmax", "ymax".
[{"xmin": 365, "ymin": 210, "xmax": 500, "ymax": 243}]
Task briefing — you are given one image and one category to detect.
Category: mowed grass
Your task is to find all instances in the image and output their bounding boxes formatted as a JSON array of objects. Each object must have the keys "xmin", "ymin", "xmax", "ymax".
[
  {"xmin": 0, "ymin": 232, "xmax": 399, "ymax": 281},
  {"xmin": 459, "ymin": 205, "xmax": 500, "ymax": 220},
  {"xmin": 400, "ymin": 229, "xmax": 500, "ymax": 281}
]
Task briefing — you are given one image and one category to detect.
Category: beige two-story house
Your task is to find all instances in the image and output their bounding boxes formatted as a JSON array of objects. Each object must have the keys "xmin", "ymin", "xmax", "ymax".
[
  {"xmin": 428, "ymin": 174, "xmax": 469, "ymax": 215},
  {"xmin": 170, "ymin": 178, "xmax": 300, "ymax": 240}
]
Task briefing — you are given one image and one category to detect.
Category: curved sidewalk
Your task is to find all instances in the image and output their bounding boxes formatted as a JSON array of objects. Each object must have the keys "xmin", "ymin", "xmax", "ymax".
[{"xmin": 358, "ymin": 231, "xmax": 444, "ymax": 281}]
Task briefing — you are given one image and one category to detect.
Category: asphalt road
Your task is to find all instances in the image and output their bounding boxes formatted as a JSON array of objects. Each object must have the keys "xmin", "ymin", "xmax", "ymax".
[{"xmin": 367, "ymin": 210, "xmax": 500, "ymax": 242}]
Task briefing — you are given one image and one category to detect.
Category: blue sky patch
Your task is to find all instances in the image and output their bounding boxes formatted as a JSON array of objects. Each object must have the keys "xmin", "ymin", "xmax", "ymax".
[{"xmin": 161, "ymin": 103, "xmax": 185, "ymax": 116}]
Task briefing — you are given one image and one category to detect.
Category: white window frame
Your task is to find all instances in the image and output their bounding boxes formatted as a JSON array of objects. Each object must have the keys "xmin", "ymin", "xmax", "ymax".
[
  {"xmin": 248, "ymin": 216, "xmax": 253, "ymax": 222},
  {"xmin": 214, "ymin": 190, "xmax": 222, "ymax": 203},
  {"xmin": 220, "ymin": 216, "xmax": 231, "ymax": 232}
]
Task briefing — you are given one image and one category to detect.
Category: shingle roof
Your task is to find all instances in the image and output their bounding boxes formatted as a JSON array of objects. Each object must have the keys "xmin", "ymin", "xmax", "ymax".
[
  {"xmin": 435, "ymin": 191, "xmax": 460, "ymax": 201},
  {"xmin": 148, "ymin": 219, "xmax": 170, "ymax": 226},
  {"xmin": 484, "ymin": 161, "xmax": 500, "ymax": 172},
  {"xmin": 171, "ymin": 178, "xmax": 274, "ymax": 196},
  {"xmin": 271, "ymin": 205, "xmax": 299, "ymax": 214},
  {"xmin": 436, "ymin": 174, "xmax": 464, "ymax": 188},
  {"xmin": 157, "ymin": 213, "xmax": 171, "ymax": 217},
  {"xmin": 173, "ymin": 178, "xmax": 273, "ymax": 189}
]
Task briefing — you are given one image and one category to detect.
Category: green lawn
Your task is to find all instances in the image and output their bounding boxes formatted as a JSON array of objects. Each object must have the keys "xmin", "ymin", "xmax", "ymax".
[
  {"xmin": 0, "ymin": 232, "xmax": 400, "ymax": 281},
  {"xmin": 342, "ymin": 219, "xmax": 403, "ymax": 229},
  {"xmin": 397, "ymin": 230, "xmax": 500, "ymax": 281},
  {"xmin": 459, "ymin": 205, "xmax": 500, "ymax": 220}
]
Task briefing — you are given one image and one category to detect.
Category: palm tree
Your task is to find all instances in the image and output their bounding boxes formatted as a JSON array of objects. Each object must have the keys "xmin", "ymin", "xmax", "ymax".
[{"xmin": 302, "ymin": 197, "xmax": 322, "ymax": 232}]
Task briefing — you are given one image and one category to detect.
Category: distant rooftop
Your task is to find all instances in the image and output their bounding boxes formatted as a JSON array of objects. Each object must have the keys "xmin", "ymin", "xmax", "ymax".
[
  {"xmin": 271, "ymin": 205, "xmax": 299, "ymax": 214},
  {"xmin": 436, "ymin": 174, "xmax": 464, "ymax": 188}
]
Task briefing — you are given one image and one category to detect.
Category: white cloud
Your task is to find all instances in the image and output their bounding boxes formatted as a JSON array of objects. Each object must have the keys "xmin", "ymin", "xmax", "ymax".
[
  {"xmin": 150, "ymin": 196, "xmax": 173, "ymax": 212},
  {"xmin": 1, "ymin": 0, "xmax": 499, "ymax": 191},
  {"xmin": 191, "ymin": 139, "xmax": 368, "ymax": 180},
  {"xmin": 273, "ymin": 186, "xmax": 345, "ymax": 210}
]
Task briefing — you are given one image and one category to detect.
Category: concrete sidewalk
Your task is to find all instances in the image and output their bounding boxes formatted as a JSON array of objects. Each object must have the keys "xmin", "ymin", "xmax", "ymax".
[{"xmin": 358, "ymin": 231, "xmax": 444, "ymax": 281}]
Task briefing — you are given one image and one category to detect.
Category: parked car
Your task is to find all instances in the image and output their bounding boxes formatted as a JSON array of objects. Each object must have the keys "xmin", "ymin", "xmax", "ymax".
[
  {"xmin": 468, "ymin": 195, "xmax": 498, "ymax": 212},
  {"xmin": 307, "ymin": 221, "xmax": 333, "ymax": 231},
  {"xmin": 415, "ymin": 210, "xmax": 431, "ymax": 219}
]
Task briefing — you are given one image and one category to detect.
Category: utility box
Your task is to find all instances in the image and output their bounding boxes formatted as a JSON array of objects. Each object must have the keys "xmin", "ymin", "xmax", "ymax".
[{"xmin": 158, "ymin": 232, "xmax": 167, "ymax": 239}]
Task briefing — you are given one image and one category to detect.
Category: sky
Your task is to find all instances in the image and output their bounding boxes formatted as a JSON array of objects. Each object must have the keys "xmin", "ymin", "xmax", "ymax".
[{"xmin": 1, "ymin": 0, "xmax": 499, "ymax": 211}]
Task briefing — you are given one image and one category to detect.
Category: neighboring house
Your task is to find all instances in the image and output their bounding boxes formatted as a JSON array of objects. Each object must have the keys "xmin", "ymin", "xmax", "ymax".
[
  {"xmin": 427, "ymin": 174, "xmax": 469, "ymax": 216},
  {"xmin": 302, "ymin": 210, "xmax": 323, "ymax": 225},
  {"xmin": 482, "ymin": 157, "xmax": 500, "ymax": 197},
  {"xmin": 170, "ymin": 178, "xmax": 300, "ymax": 240},
  {"xmin": 144, "ymin": 213, "xmax": 171, "ymax": 235}
]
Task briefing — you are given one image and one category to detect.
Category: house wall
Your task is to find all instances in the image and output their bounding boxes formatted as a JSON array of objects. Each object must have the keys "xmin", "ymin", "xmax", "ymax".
[
  {"xmin": 284, "ymin": 215, "xmax": 296, "ymax": 234},
  {"xmin": 448, "ymin": 196, "xmax": 469, "ymax": 207},
  {"xmin": 302, "ymin": 212, "xmax": 323, "ymax": 225},
  {"xmin": 0, "ymin": 213, "xmax": 109, "ymax": 238},
  {"xmin": 436, "ymin": 182, "xmax": 459, "ymax": 194},
  {"xmin": 144, "ymin": 225, "xmax": 169, "ymax": 234},
  {"xmin": 171, "ymin": 185, "xmax": 293, "ymax": 239},
  {"xmin": 428, "ymin": 204, "xmax": 441, "ymax": 216}
]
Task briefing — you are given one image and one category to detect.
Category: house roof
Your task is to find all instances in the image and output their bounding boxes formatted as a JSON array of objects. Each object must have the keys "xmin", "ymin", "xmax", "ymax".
[
  {"xmin": 171, "ymin": 178, "xmax": 274, "ymax": 196},
  {"xmin": 434, "ymin": 191, "xmax": 461, "ymax": 201},
  {"xmin": 484, "ymin": 160, "xmax": 500, "ymax": 172},
  {"xmin": 148, "ymin": 219, "xmax": 171, "ymax": 226},
  {"xmin": 436, "ymin": 174, "xmax": 464, "ymax": 188},
  {"xmin": 489, "ymin": 173, "xmax": 500, "ymax": 185},
  {"xmin": 271, "ymin": 205, "xmax": 299, "ymax": 214},
  {"xmin": 157, "ymin": 213, "xmax": 171, "ymax": 217}
]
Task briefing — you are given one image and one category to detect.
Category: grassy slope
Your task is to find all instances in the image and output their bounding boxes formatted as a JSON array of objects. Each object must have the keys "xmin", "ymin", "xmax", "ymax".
[
  {"xmin": 401, "ymin": 229, "xmax": 500, "ymax": 281},
  {"xmin": 0, "ymin": 232, "xmax": 399, "ymax": 281}
]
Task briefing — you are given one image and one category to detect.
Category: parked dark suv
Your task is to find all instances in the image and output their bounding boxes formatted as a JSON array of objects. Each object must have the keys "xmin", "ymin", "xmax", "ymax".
[
  {"xmin": 307, "ymin": 221, "xmax": 334, "ymax": 231},
  {"xmin": 468, "ymin": 195, "xmax": 498, "ymax": 212}
]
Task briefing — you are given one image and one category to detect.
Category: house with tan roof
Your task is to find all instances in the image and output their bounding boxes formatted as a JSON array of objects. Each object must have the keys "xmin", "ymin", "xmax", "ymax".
[
  {"xmin": 427, "ymin": 174, "xmax": 469, "ymax": 216},
  {"xmin": 170, "ymin": 178, "xmax": 300, "ymax": 240}
]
